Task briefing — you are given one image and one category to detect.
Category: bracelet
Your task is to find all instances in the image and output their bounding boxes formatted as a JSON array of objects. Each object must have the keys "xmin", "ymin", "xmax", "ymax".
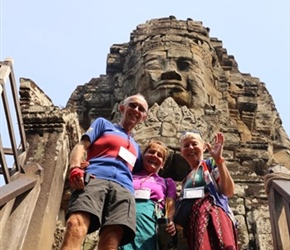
[{"xmin": 215, "ymin": 157, "xmax": 225, "ymax": 164}]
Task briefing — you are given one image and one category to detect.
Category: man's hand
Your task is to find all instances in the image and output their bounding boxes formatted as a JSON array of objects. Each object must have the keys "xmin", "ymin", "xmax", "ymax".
[
  {"xmin": 80, "ymin": 161, "xmax": 89, "ymax": 168},
  {"xmin": 69, "ymin": 167, "xmax": 85, "ymax": 190}
]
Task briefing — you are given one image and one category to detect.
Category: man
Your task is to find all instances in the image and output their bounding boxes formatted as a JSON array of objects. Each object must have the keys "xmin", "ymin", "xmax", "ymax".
[{"xmin": 60, "ymin": 94, "xmax": 148, "ymax": 250}]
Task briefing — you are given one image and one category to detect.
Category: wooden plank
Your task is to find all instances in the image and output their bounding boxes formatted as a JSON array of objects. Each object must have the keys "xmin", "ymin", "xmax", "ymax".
[
  {"xmin": 0, "ymin": 177, "xmax": 37, "ymax": 207},
  {"xmin": 268, "ymin": 187, "xmax": 279, "ymax": 249},
  {"xmin": 272, "ymin": 180, "xmax": 290, "ymax": 203},
  {"xmin": 0, "ymin": 135, "xmax": 10, "ymax": 183},
  {"xmin": 0, "ymin": 176, "xmax": 41, "ymax": 250},
  {"xmin": 0, "ymin": 65, "xmax": 11, "ymax": 84},
  {"xmin": 268, "ymin": 180, "xmax": 290, "ymax": 250}
]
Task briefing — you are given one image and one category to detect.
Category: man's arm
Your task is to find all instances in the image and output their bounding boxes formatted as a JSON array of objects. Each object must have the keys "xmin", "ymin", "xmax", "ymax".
[
  {"xmin": 69, "ymin": 136, "xmax": 91, "ymax": 190},
  {"xmin": 70, "ymin": 136, "xmax": 91, "ymax": 169}
]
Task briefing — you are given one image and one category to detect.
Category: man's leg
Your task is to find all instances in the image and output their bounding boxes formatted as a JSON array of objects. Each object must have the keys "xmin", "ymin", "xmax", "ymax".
[
  {"xmin": 60, "ymin": 211, "xmax": 90, "ymax": 250},
  {"xmin": 98, "ymin": 225, "xmax": 124, "ymax": 250}
]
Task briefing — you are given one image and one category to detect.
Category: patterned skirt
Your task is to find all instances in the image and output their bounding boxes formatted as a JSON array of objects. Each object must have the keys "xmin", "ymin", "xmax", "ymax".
[{"xmin": 187, "ymin": 195, "xmax": 238, "ymax": 250}]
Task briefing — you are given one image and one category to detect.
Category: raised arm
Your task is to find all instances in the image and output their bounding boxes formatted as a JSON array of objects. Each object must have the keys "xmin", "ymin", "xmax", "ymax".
[{"xmin": 206, "ymin": 132, "xmax": 235, "ymax": 197}]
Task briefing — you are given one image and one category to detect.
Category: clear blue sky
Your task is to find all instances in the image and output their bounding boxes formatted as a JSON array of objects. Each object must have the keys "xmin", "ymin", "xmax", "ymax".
[{"xmin": 1, "ymin": 0, "xmax": 289, "ymax": 137}]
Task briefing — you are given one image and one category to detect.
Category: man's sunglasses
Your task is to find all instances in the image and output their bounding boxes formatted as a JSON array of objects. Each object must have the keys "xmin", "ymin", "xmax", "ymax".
[{"xmin": 127, "ymin": 102, "xmax": 147, "ymax": 113}]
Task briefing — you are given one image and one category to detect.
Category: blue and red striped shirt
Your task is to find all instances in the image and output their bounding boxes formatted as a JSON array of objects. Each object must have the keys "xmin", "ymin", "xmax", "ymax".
[{"xmin": 84, "ymin": 117, "xmax": 142, "ymax": 193}]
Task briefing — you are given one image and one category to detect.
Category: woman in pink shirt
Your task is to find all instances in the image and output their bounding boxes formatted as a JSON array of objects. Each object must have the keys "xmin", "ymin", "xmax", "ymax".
[{"xmin": 120, "ymin": 140, "xmax": 177, "ymax": 250}]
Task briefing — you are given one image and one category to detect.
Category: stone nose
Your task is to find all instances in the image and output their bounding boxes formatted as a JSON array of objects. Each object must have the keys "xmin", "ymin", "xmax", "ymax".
[
  {"xmin": 161, "ymin": 60, "xmax": 182, "ymax": 80},
  {"xmin": 164, "ymin": 59, "xmax": 176, "ymax": 71}
]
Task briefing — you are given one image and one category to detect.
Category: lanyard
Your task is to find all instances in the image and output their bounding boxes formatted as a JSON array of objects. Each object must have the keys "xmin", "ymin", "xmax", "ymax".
[
  {"xmin": 188, "ymin": 165, "xmax": 201, "ymax": 187},
  {"xmin": 186, "ymin": 161, "xmax": 209, "ymax": 187}
]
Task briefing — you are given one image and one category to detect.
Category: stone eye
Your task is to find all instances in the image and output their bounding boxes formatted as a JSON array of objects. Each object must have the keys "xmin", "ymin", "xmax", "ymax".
[{"xmin": 177, "ymin": 58, "xmax": 191, "ymax": 71}]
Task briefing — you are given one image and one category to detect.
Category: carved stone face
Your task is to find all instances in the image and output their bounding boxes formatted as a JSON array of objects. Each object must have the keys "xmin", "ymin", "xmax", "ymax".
[{"xmin": 134, "ymin": 45, "xmax": 209, "ymax": 108}]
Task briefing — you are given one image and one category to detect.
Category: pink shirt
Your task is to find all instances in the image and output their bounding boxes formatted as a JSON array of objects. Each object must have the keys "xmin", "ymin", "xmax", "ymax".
[{"xmin": 133, "ymin": 170, "xmax": 176, "ymax": 209}]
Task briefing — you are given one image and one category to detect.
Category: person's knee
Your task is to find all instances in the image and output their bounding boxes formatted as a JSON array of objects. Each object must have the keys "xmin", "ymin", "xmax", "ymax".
[
  {"xmin": 99, "ymin": 225, "xmax": 124, "ymax": 246},
  {"xmin": 102, "ymin": 225, "xmax": 123, "ymax": 235},
  {"xmin": 66, "ymin": 213, "xmax": 89, "ymax": 236}
]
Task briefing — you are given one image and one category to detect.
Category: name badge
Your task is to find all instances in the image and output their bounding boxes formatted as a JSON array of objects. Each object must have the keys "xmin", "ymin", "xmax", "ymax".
[
  {"xmin": 134, "ymin": 188, "xmax": 151, "ymax": 199},
  {"xmin": 118, "ymin": 146, "xmax": 137, "ymax": 167},
  {"xmin": 183, "ymin": 187, "xmax": 204, "ymax": 199}
]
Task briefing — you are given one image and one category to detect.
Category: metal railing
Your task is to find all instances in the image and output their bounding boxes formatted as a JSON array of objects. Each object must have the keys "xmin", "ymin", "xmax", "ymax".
[{"xmin": 0, "ymin": 57, "xmax": 32, "ymax": 206}]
